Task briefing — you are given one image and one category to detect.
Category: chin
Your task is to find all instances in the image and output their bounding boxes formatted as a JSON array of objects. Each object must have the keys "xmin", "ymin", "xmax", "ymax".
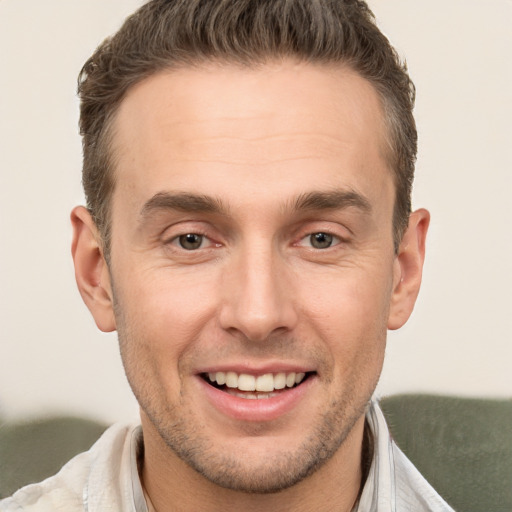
[{"xmin": 145, "ymin": 388, "xmax": 368, "ymax": 495}]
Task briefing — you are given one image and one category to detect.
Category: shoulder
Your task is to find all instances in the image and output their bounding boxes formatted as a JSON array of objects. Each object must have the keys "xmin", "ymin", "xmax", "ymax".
[
  {"xmin": 391, "ymin": 442, "xmax": 455, "ymax": 512},
  {"xmin": 361, "ymin": 399, "xmax": 455, "ymax": 512},
  {"xmin": 0, "ymin": 423, "xmax": 137, "ymax": 512}
]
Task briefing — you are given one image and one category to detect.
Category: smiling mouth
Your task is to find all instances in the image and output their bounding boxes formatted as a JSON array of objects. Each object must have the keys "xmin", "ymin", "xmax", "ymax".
[{"xmin": 201, "ymin": 371, "xmax": 314, "ymax": 399}]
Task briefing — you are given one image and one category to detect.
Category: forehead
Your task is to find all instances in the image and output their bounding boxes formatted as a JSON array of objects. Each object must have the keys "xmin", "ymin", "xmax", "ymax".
[{"xmin": 110, "ymin": 60, "xmax": 392, "ymax": 215}]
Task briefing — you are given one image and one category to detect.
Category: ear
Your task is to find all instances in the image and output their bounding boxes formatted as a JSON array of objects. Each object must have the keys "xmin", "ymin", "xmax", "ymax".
[
  {"xmin": 71, "ymin": 206, "xmax": 116, "ymax": 332},
  {"xmin": 387, "ymin": 208, "xmax": 430, "ymax": 330}
]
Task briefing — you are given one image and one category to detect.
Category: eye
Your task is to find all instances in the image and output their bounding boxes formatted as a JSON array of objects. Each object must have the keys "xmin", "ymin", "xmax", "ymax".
[
  {"xmin": 302, "ymin": 232, "xmax": 340, "ymax": 249},
  {"xmin": 177, "ymin": 233, "xmax": 206, "ymax": 250},
  {"xmin": 310, "ymin": 232, "xmax": 334, "ymax": 249}
]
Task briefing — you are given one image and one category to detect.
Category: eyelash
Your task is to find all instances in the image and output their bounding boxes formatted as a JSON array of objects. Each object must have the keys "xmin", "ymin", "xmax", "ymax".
[
  {"xmin": 164, "ymin": 230, "xmax": 345, "ymax": 253},
  {"xmin": 296, "ymin": 232, "xmax": 343, "ymax": 250},
  {"xmin": 166, "ymin": 232, "xmax": 218, "ymax": 250}
]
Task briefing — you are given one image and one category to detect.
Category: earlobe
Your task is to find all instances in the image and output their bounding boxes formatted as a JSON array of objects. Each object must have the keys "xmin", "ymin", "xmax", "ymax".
[
  {"xmin": 71, "ymin": 206, "xmax": 116, "ymax": 332},
  {"xmin": 387, "ymin": 208, "xmax": 430, "ymax": 330}
]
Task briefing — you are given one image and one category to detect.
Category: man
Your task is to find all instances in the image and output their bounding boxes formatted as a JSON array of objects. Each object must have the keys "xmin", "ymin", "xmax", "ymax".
[{"xmin": 1, "ymin": 0, "xmax": 454, "ymax": 510}]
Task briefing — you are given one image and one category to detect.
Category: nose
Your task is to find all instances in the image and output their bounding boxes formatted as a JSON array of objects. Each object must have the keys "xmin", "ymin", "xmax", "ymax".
[{"xmin": 219, "ymin": 241, "xmax": 299, "ymax": 343}]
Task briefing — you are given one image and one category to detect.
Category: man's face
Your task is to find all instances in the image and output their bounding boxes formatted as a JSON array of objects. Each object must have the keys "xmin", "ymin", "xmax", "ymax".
[{"xmin": 106, "ymin": 61, "xmax": 399, "ymax": 492}]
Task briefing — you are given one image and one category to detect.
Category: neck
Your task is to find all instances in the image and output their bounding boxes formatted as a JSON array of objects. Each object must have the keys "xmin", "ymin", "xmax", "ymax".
[{"xmin": 139, "ymin": 415, "xmax": 368, "ymax": 512}]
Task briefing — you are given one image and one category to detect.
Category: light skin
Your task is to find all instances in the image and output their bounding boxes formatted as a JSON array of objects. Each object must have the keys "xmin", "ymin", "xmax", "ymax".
[{"xmin": 72, "ymin": 61, "xmax": 429, "ymax": 512}]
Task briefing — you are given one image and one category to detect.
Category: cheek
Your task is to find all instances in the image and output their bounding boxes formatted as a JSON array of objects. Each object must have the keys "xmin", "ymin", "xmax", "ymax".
[
  {"xmin": 301, "ymin": 266, "xmax": 393, "ymax": 330},
  {"xmin": 114, "ymin": 269, "xmax": 219, "ymax": 367},
  {"xmin": 297, "ymin": 268, "xmax": 392, "ymax": 370}
]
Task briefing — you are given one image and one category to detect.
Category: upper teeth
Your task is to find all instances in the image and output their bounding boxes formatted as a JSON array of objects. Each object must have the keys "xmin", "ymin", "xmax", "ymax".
[{"xmin": 207, "ymin": 371, "xmax": 306, "ymax": 392}]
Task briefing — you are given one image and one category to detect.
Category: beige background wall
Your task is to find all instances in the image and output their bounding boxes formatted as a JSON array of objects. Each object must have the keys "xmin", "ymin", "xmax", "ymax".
[{"xmin": 0, "ymin": 0, "xmax": 510, "ymax": 424}]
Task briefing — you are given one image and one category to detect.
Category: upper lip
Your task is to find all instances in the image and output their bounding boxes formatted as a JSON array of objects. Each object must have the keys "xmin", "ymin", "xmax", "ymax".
[{"xmin": 195, "ymin": 362, "xmax": 315, "ymax": 376}]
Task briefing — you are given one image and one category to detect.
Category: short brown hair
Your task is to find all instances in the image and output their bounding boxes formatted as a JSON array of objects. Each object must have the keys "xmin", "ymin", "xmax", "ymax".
[{"xmin": 78, "ymin": 0, "xmax": 416, "ymax": 255}]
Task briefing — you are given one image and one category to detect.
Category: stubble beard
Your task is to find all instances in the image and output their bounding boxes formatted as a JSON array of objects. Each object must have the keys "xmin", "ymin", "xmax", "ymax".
[
  {"xmin": 120, "ymin": 342, "xmax": 377, "ymax": 494},
  {"xmin": 114, "ymin": 298, "xmax": 381, "ymax": 494},
  {"xmin": 145, "ymin": 389, "xmax": 370, "ymax": 494}
]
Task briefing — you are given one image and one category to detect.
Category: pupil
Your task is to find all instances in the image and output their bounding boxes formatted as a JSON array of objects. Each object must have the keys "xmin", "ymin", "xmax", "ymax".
[
  {"xmin": 311, "ymin": 232, "xmax": 333, "ymax": 249},
  {"xmin": 179, "ymin": 233, "xmax": 202, "ymax": 250}
]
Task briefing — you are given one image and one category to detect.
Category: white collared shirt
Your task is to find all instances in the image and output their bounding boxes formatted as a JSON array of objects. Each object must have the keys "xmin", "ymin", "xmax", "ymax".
[
  {"xmin": 0, "ymin": 400, "xmax": 454, "ymax": 512},
  {"xmin": 355, "ymin": 401, "xmax": 454, "ymax": 511}
]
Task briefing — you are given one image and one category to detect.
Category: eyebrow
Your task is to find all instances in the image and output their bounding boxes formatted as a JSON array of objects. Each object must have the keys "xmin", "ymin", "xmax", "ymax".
[
  {"xmin": 139, "ymin": 188, "xmax": 371, "ymax": 221},
  {"xmin": 140, "ymin": 192, "xmax": 229, "ymax": 219},
  {"xmin": 291, "ymin": 189, "xmax": 372, "ymax": 214}
]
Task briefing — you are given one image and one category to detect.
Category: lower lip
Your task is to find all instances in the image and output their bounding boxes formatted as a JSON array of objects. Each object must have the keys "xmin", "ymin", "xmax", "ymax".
[{"xmin": 197, "ymin": 375, "xmax": 316, "ymax": 422}]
